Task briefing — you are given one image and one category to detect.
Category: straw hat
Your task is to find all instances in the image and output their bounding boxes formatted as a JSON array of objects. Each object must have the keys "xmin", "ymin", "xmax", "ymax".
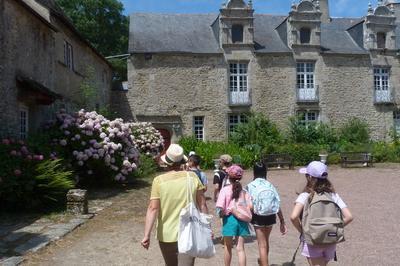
[{"xmin": 160, "ymin": 144, "xmax": 188, "ymax": 166}]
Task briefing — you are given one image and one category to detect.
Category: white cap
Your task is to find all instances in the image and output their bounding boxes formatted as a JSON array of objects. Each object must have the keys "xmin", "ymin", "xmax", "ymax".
[{"xmin": 299, "ymin": 161, "xmax": 328, "ymax": 179}]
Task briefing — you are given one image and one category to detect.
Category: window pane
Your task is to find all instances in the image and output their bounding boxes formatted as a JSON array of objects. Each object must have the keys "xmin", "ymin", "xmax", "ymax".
[
  {"xmin": 193, "ymin": 116, "xmax": 204, "ymax": 141},
  {"xmin": 377, "ymin": 32, "xmax": 386, "ymax": 49},
  {"xmin": 300, "ymin": 28, "xmax": 311, "ymax": 44},
  {"xmin": 232, "ymin": 25, "xmax": 244, "ymax": 43},
  {"xmin": 229, "ymin": 63, "xmax": 248, "ymax": 92}
]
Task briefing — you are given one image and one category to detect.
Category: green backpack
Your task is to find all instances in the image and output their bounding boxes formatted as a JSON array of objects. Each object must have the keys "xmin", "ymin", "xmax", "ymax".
[{"xmin": 302, "ymin": 192, "xmax": 345, "ymax": 246}]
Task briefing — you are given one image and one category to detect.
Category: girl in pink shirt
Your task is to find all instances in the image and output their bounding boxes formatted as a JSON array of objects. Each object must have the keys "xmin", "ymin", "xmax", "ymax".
[{"xmin": 216, "ymin": 165, "xmax": 252, "ymax": 266}]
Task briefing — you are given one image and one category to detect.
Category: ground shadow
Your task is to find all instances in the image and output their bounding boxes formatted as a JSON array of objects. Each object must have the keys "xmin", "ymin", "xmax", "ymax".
[
  {"xmin": 212, "ymin": 236, "xmax": 256, "ymax": 245},
  {"xmin": 87, "ymin": 179, "xmax": 151, "ymax": 201}
]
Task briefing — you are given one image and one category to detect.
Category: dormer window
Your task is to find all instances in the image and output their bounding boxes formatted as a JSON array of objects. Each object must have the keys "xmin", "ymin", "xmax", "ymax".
[
  {"xmin": 300, "ymin": 28, "xmax": 311, "ymax": 44},
  {"xmin": 377, "ymin": 32, "xmax": 386, "ymax": 49},
  {"xmin": 232, "ymin": 24, "xmax": 244, "ymax": 43}
]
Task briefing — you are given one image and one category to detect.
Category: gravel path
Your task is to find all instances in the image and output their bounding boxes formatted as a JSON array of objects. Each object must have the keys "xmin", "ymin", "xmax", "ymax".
[{"xmin": 23, "ymin": 164, "xmax": 400, "ymax": 266}]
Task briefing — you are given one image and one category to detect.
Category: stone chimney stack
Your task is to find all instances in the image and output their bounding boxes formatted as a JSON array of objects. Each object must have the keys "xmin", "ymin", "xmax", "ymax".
[{"xmin": 314, "ymin": 0, "xmax": 330, "ymax": 22}]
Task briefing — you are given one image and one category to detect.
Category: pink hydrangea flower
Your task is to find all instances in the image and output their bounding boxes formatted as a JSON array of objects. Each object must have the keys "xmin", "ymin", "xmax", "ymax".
[{"xmin": 14, "ymin": 169, "xmax": 22, "ymax": 176}]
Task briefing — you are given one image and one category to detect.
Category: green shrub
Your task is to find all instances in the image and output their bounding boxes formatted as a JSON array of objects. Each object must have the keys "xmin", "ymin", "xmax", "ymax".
[
  {"xmin": 275, "ymin": 143, "xmax": 321, "ymax": 165},
  {"xmin": 286, "ymin": 117, "xmax": 337, "ymax": 146},
  {"xmin": 338, "ymin": 117, "xmax": 370, "ymax": 144},
  {"xmin": 372, "ymin": 142, "xmax": 400, "ymax": 163},
  {"xmin": 0, "ymin": 139, "xmax": 74, "ymax": 211},
  {"xmin": 179, "ymin": 137, "xmax": 255, "ymax": 169},
  {"xmin": 327, "ymin": 152, "xmax": 341, "ymax": 165},
  {"xmin": 132, "ymin": 154, "xmax": 158, "ymax": 179},
  {"xmin": 33, "ymin": 159, "xmax": 74, "ymax": 209},
  {"xmin": 230, "ymin": 113, "xmax": 282, "ymax": 150}
]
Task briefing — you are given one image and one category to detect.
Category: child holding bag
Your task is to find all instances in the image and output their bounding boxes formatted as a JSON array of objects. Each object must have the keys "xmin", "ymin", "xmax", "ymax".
[{"xmin": 216, "ymin": 164, "xmax": 252, "ymax": 266}]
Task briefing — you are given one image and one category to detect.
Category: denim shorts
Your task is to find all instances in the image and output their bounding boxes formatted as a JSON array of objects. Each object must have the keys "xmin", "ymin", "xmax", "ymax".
[
  {"xmin": 222, "ymin": 214, "xmax": 250, "ymax": 237},
  {"xmin": 302, "ymin": 242, "xmax": 336, "ymax": 261}
]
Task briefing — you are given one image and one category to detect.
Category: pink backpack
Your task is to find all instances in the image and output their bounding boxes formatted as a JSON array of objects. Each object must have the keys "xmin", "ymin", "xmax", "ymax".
[{"xmin": 229, "ymin": 191, "xmax": 252, "ymax": 222}]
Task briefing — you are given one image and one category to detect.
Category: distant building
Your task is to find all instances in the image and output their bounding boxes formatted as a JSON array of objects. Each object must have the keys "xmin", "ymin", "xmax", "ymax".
[
  {"xmin": 123, "ymin": 0, "xmax": 400, "ymax": 143},
  {"xmin": 0, "ymin": 0, "xmax": 113, "ymax": 139}
]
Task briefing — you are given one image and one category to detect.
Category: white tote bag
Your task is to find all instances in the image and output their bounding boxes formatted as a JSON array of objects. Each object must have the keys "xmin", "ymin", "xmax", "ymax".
[{"xmin": 178, "ymin": 172, "xmax": 215, "ymax": 258}]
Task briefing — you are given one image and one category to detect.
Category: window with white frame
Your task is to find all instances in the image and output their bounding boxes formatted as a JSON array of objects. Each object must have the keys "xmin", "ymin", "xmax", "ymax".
[
  {"xmin": 374, "ymin": 68, "xmax": 389, "ymax": 91},
  {"xmin": 228, "ymin": 114, "xmax": 248, "ymax": 133},
  {"xmin": 297, "ymin": 62, "xmax": 315, "ymax": 89},
  {"xmin": 64, "ymin": 41, "xmax": 74, "ymax": 70},
  {"xmin": 20, "ymin": 106, "xmax": 29, "ymax": 140},
  {"xmin": 230, "ymin": 63, "xmax": 248, "ymax": 92},
  {"xmin": 374, "ymin": 67, "xmax": 390, "ymax": 102},
  {"xmin": 193, "ymin": 116, "xmax": 204, "ymax": 141},
  {"xmin": 394, "ymin": 111, "xmax": 400, "ymax": 134},
  {"xmin": 298, "ymin": 110, "xmax": 319, "ymax": 127}
]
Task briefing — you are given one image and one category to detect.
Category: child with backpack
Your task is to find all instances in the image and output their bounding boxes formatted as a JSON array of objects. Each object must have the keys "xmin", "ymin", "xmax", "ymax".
[
  {"xmin": 216, "ymin": 164, "xmax": 252, "ymax": 266},
  {"xmin": 213, "ymin": 154, "xmax": 233, "ymax": 202},
  {"xmin": 187, "ymin": 154, "xmax": 208, "ymax": 190},
  {"xmin": 290, "ymin": 161, "xmax": 354, "ymax": 266},
  {"xmin": 246, "ymin": 162, "xmax": 287, "ymax": 266}
]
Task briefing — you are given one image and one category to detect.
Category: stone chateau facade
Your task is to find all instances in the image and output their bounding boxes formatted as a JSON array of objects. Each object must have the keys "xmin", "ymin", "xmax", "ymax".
[
  {"xmin": 121, "ymin": 0, "xmax": 400, "ymax": 143},
  {"xmin": 0, "ymin": 0, "xmax": 113, "ymax": 139}
]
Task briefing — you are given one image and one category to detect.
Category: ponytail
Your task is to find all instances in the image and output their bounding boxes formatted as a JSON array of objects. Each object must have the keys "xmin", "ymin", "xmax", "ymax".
[{"xmin": 232, "ymin": 179, "xmax": 242, "ymax": 200}]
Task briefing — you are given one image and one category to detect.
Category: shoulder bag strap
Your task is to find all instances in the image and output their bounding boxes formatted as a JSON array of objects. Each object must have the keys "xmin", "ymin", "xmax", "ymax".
[{"xmin": 186, "ymin": 171, "xmax": 194, "ymax": 203}]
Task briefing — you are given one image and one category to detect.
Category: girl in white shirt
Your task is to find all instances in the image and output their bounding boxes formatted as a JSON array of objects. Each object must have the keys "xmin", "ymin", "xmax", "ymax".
[{"xmin": 290, "ymin": 161, "xmax": 353, "ymax": 266}]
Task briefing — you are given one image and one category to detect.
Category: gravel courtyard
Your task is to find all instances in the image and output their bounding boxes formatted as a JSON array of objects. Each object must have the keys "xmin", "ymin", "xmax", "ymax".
[{"xmin": 23, "ymin": 164, "xmax": 400, "ymax": 266}]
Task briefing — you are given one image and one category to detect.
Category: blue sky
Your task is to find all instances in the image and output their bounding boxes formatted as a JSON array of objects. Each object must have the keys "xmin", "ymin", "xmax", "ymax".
[{"xmin": 121, "ymin": 0, "xmax": 385, "ymax": 18}]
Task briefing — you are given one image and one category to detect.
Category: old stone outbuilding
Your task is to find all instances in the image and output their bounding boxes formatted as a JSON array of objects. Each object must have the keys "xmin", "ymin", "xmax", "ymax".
[
  {"xmin": 0, "ymin": 0, "xmax": 112, "ymax": 138},
  {"xmin": 121, "ymin": 0, "xmax": 400, "ymax": 143}
]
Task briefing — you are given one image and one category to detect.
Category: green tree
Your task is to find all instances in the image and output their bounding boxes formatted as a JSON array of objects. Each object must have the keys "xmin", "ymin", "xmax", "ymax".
[{"xmin": 56, "ymin": 0, "xmax": 128, "ymax": 80}]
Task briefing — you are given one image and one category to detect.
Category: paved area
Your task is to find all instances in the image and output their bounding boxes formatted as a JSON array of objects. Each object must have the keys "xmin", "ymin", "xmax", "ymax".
[
  {"xmin": 0, "ymin": 191, "xmax": 115, "ymax": 265},
  {"xmin": 18, "ymin": 164, "xmax": 400, "ymax": 265}
]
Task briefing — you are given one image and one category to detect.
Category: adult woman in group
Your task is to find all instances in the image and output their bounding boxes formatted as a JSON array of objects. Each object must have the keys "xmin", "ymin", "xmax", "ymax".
[
  {"xmin": 246, "ymin": 162, "xmax": 287, "ymax": 266},
  {"xmin": 290, "ymin": 161, "xmax": 354, "ymax": 266}
]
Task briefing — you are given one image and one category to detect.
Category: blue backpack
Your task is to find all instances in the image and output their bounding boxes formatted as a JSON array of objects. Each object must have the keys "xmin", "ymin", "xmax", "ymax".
[{"xmin": 246, "ymin": 178, "xmax": 280, "ymax": 216}]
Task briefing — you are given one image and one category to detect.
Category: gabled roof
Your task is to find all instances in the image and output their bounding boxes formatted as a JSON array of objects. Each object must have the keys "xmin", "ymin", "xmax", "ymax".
[
  {"xmin": 129, "ymin": 13, "xmax": 221, "ymax": 54},
  {"xmin": 128, "ymin": 13, "xmax": 381, "ymax": 55}
]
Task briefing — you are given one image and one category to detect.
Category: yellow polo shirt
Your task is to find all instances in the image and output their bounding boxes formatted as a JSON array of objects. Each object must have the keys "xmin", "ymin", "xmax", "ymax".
[{"xmin": 150, "ymin": 170, "xmax": 204, "ymax": 242}]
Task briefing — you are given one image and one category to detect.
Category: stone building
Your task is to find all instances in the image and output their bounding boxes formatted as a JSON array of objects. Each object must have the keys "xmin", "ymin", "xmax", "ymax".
[
  {"xmin": 123, "ymin": 0, "xmax": 400, "ymax": 143},
  {"xmin": 0, "ymin": 0, "xmax": 113, "ymax": 139}
]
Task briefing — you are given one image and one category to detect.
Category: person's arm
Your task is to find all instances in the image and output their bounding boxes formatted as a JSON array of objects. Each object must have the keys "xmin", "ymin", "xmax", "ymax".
[
  {"xmin": 290, "ymin": 203, "xmax": 304, "ymax": 234},
  {"xmin": 342, "ymin": 207, "xmax": 353, "ymax": 226},
  {"xmin": 141, "ymin": 199, "xmax": 160, "ymax": 249},
  {"xmin": 213, "ymin": 184, "xmax": 220, "ymax": 202},
  {"xmin": 196, "ymin": 189, "xmax": 208, "ymax": 214},
  {"xmin": 277, "ymin": 208, "xmax": 288, "ymax": 235}
]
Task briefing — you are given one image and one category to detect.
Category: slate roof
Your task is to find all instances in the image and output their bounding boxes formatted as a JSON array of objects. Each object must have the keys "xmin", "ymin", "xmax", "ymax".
[
  {"xmin": 129, "ymin": 13, "xmax": 375, "ymax": 55},
  {"xmin": 320, "ymin": 18, "xmax": 367, "ymax": 54},
  {"xmin": 130, "ymin": 13, "xmax": 221, "ymax": 54}
]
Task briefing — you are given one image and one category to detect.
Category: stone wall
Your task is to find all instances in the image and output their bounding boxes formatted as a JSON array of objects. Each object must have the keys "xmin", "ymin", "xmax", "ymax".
[
  {"xmin": 0, "ymin": 0, "xmax": 55, "ymax": 136},
  {"xmin": 52, "ymin": 17, "xmax": 112, "ymax": 109},
  {"xmin": 123, "ymin": 51, "xmax": 400, "ymax": 141},
  {"xmin": 0, "ymin": 0, "xmax": 112, "ymax": 138}
]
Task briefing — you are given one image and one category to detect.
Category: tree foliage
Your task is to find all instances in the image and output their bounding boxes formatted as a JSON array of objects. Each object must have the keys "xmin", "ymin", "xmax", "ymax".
[
  {"xmin": 56, "ymin": 0, "xmax": 129, "ymax": 81},
  {"xmin": 56, "ymin": 0, "xmax": 128, "ymax": 57}
]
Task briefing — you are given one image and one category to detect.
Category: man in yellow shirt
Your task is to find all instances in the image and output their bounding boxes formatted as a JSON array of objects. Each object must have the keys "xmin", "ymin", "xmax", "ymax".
[{"xmin": 141, "ymin": 144, "xmax": 209, "ymax": 266}]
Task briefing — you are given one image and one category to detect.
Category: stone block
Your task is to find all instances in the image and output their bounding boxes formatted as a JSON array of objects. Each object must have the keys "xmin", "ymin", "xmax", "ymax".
[
  {"xmin": 0, "ymin": 256, "xmax": 24, "ymax": 266},
  {"xmin": 66, "ymin": 189, "xmax": 88, "ymax": 215},
  {"xmin": 13, "ymin": 235, "xmax": 50, "ymax": 254}
]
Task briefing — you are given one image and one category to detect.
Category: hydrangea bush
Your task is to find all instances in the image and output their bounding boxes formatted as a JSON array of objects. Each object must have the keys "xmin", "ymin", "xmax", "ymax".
[{"xmin": 49, "ymin": 110, "xmax": 163, "ymax": 185}]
